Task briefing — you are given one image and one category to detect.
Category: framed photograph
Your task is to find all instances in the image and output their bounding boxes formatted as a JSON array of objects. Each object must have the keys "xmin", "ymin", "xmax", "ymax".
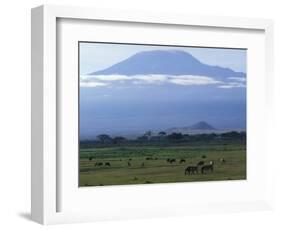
[
  {"xmin": 31, "ymin": 5, "xmax": 274, "ymax": 225},
  {"xmin": 78, "ymin": 42, "xmax": 247, "ymax": 186}
]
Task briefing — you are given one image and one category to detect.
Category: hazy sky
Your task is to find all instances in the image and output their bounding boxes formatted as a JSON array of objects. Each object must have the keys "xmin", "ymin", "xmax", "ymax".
[{"xmin": 79, "ymin": 42, "xmax": 247, "ymax": 74}]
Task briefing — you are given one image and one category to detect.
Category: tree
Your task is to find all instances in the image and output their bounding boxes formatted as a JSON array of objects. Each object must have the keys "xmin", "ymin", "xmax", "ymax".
[
  {"xmin": 221, "ymin": 131, "xmax": 241, "ymax": 140},
  {"xmin": 158, "ymin": 131, "xmax": 166, "ymax": 137},
  {"xmin": 137, "ymin": 135, "xmax": 148, "ymax": 141},
  {"xmin": 167, "ymin": 132, "xmax": 183, "ymax": 140},
  {"xmin": 96, "ymin": 134, "xmax": 112, "ymax": 143},
  {"xmin": 113, "ymin": 136, "xmax": 126, "ymax": 144}
]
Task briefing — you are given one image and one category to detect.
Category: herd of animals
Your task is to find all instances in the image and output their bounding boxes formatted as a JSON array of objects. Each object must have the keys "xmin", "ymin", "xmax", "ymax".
[{"xmin": 87, "ymin": 155, "xmax": 226, "ymax": 175}]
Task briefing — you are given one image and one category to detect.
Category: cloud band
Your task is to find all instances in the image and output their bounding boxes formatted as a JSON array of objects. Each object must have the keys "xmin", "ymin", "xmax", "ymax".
[{"xmin": 80, "ymin": 74, "xmax": 246, "ymax": 89}]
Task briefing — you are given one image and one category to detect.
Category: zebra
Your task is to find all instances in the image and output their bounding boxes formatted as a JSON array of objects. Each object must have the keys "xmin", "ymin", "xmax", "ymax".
[
  {"xmin": 185, "ymin": 166, "xmax": 198, "ymax": 175},
  {"xmin": 201, "ymin": 162, "xmax": 214, "ymax": 174},
  {"xmin": 197, "ymin": 160, "xmax": 205, "ymax": 166}
]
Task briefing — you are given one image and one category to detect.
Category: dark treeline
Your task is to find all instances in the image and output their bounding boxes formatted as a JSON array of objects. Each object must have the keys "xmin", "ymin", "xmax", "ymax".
[{"xmin": 80, "ymin": 131, "xmax": 246, "ymax": 149}]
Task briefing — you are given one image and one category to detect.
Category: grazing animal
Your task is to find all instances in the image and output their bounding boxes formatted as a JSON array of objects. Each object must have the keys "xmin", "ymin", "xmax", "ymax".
[
  {"xmin": 166, "ymin": 158, "xmax": 171, "ymax": 163},
  {"xmin": 201, "ymin": 155, "xmax": 207, "ymax": 159},
  {"xmin": 197, "ymin": 160, "xmax": 204, "ymax": 166},
  {"xmin": 220, "ymin": 158, "xmax": 226, "ymax": 163},
  {"xmin": 95, "ymin": 162, "xmax": 103, "ymax": 166},
  {"xmin": 169, "ymin": 159, "xmax": 176, "ymax": 164},
  {"xmin": 128, "ymin": 162, "xmax": 131, "ymax": 167},
  {"xmin": 88, "ymin": 156, "xmax": 93, "ymax": 161},
  {"xmin": 185, "ymin": 166, "xmax": 198, "ymax": 175},
  {"xmin": 105, "ymin": 162, "xmax": 111, "ymax": 167},
  {"xmin": 129, "ymin": 158, "xmax": 132, "ymax": 161},
  {"xmin": 146, "ymin": 157, "xmax": 157, "ymax": 160},
  {"xmin": 179, "ymin": 159, "xmax": 186, "ymax": 164},
  {"xmin": 201, "ymin": 164, "xmax": 214, "ymax": 174}
]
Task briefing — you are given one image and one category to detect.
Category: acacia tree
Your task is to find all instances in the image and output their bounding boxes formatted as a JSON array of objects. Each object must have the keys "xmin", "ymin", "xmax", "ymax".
[
  {"xmin": 96, "ymin": 134, "xmax": 112, "ymax": 143},
  {"xmin": 158, "ymin": 131, "xmax": 166, "ymax": 137}
]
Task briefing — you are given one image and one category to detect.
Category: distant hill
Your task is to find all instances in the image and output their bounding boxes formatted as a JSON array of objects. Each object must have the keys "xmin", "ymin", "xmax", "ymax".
[
  {"xmin": 188, "ymin": 121, "xmax": 217, "ymax": 130},
  {"xmin": 165, "ymin": 121, "xmax": 217, "ymax": 134},
  {"xmin": 89, "ymin": 50, "xmax": 245, "ymax": 81}
]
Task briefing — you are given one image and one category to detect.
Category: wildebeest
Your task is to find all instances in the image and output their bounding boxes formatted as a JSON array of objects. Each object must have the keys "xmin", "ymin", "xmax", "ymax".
[
  {"xmin": 88, "ymin": 156, "xmax": 93, "ymax": 161},
  {"xmin": 129, "ymin": 158, "xmax": 132, "ymax": 161},
  {"xmin": 146, "ymin": 157, "xmax": 157, "ymax": 160},
  {"xmin": 201, "ymin": 162, "xmax": 214, "ymax": 174},
  {"xmin": 169, "ymin": 159, "xmax": 176, "ymax": 164},
  {"xmin": 95, "ymin": 162, "xmax": 103, "ymax": 166},
  {"xmin": 197, "ymin": 160, "xmax": 204, "ymax": 166},
  {"xmin": 185, "ymin": 166, "xmax": 198, "ymax": 175},
  {"xmin": 128, "ymin": 162, "xmax": 131, "ymax": 167},
  {"xmin": 179, "ymin": 159, "xmax": 186, "ymax": 164},
  {"xmin": 105, "ymin": 162, "xmax": 111, "ymax": 167},
  {"xmin": 201, "ymin": 155, "xmax": 207, "ymax": 159}
]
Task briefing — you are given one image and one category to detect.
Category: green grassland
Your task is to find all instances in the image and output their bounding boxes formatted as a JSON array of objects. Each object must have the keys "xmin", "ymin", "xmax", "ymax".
[{"xmin": 79, "ymin": 143, "xmax": 246, "ymax": 187}]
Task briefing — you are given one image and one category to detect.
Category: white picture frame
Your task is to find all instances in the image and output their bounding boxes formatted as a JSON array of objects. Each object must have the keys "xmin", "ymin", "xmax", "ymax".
[{"xmin": 31, "ymin": 5, "xmax": 274, "ymax": 225}]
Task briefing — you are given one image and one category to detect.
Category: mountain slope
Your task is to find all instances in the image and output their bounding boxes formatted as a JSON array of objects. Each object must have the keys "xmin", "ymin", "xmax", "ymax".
[{"xmin": 89, "ymin": 50, "xmax": 246, "ymax": 80}]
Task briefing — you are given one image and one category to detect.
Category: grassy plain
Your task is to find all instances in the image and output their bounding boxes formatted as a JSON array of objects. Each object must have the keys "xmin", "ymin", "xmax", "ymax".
[{"xmin": 79, "ymin": 143, "xmax": 246, "ymax": 187}]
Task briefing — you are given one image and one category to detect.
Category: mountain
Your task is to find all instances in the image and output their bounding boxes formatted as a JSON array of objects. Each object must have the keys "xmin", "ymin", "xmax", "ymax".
[
  {"xmin": 80, "ymin": 50, "xmax": 246, "ymax": 138},
  {"xmin": 165, "ymin": 121, "xmax": 217, "ymax": 134},
  {"xmin": 89, "ymin": 50, "xmax": 245, "ymax": 80}
]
